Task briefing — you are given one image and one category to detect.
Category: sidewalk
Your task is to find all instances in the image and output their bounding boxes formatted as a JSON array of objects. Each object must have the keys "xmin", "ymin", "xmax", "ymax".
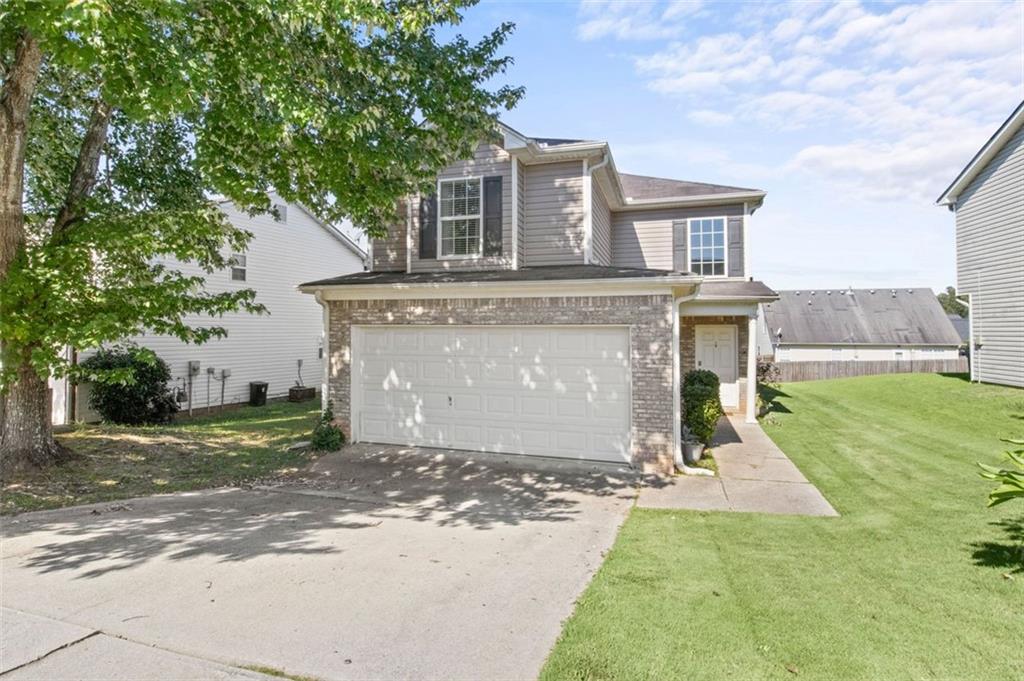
[{"xmin": 637, "ymin": 415, "xmax": 838, "ymax": 517}]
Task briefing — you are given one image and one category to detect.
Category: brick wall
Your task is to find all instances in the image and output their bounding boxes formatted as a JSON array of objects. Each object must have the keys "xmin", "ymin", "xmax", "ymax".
[
  {"xmin": 326, "ymin": 294, "xmax": 676, "ymax": 474},
  {"xmin": 681, "ymin": 315, "xmax": 749, "ymax": 413}
]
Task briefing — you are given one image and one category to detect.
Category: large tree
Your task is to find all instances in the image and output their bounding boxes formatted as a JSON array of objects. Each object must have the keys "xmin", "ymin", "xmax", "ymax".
[
  {"xmin": 937, "ymin": 286, "xmax": 968, "ymax": 318},
  {"xmin": 0, "ymin": 1, "xmax": 521, "ymax": 474}
]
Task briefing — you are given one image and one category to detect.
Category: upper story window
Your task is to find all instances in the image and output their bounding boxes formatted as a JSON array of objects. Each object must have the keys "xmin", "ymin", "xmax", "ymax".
[
  {"xmin": 439, "ymin": 177, "xmax": 482, "ymax": 257},
  {"xmin": 688, "ymin": 218, "xmax": 726, "ymax": 277},
  {"xmin": 229, "ymin": 254, "xmax": 247, "ymax": 281}
]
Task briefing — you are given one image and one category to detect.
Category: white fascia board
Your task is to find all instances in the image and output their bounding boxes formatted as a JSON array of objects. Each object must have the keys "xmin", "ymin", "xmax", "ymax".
[
  {"xmin": 302, "ymin": 275, "xmax": 699, "ymax": 301},
  {"xmin": 622, "ymin": 190, "xmax": 767, "ymax": 210},
  {"xmin": 937, "ymin": 100, "xmax": 1024, "ymax": 206},
  {"xmin": 680, "ymin": 301, "xmax": 758, "ymax": 316}
]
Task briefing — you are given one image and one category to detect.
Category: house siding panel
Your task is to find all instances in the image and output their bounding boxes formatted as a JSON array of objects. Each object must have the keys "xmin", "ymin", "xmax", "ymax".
[
  {"xmin": 612, "ymin": 203, "xmax": 745, "ymax": 274},
  {"xmin": 409, "ymin": 142, "xmax": 515, "ymax": 272},
  {"xmin": 592, "ymin": 180, "xmax": 613, "ymax": 266},
  {"xmin": 524, "ymin": 161, "xmax": 585, "ymax": 265},
  {"xmin": 955, "ymin": 122, "xmax": 1024, "ymax": 387},
  {"xmin": 370, "ymin": 201, "xmax": 407, "ymax": 272}
]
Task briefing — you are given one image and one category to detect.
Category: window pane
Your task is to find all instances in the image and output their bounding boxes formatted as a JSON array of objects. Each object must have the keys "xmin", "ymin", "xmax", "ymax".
[
  {"xmin": 713, "ymin": 262, "xmax": 724, "ymax": 276},
  {"xmin": 714, "ymin": 247, "xmax": 725, "ymax": 261},
  {"xmin": 713, "ymin": 231, "xmax": 724, "ymax": 247}
]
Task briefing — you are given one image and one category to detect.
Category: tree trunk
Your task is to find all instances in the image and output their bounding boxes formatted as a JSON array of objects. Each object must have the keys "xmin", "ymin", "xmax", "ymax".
[
  {"xmin": 0, "ymin": 362, "xmax": 71, "ymax": 478},
  {"xmin": 0, "ymin": 30, "xmax": 60, "ymax": 476}
]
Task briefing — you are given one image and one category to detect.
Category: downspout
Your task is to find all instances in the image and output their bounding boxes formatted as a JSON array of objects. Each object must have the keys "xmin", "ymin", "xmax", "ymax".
[
  {"xmin": 582, "ymin": 153, "xmax": 610, "ymax": 265},
  {"xmin": 673, "ymin": 287, "xmax": 713, "ymax": 476},
  {"xmin": 314, "ymin": 290, "xmax": 330, "ymax": 411}
]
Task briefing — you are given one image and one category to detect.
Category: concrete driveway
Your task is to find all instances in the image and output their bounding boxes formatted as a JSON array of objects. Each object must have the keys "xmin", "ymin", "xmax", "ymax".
[{"xmin": 1, "ymin": 446, "xmax": 638, "ymax": 680}]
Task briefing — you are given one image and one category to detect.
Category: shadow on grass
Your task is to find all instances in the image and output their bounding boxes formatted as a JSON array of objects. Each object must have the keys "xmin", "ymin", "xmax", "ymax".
[
  {"xmin": 971, "ymin": 517, "xmax": 1024, "ymax": 574},
  {"xmin": 757, "ymin": 384, "xmax": 793, "ymax": 415},
  {"xmin": 938, "ymin": 372, "xmax": 972, "ymax": 383}
]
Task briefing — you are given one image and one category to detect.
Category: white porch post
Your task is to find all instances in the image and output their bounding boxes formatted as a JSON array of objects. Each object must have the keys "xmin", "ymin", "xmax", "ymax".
[
  {"xmin": 746, "ymin": 309, "xmax": 758, "ymax": 423},
  {"xmin": 672, "ymin": 299, "xmax": 681, "ymax": 467}
]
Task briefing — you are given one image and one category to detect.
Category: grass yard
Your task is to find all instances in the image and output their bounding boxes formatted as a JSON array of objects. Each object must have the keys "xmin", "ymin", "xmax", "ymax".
[
  {"xmin": 2, "ymin": 400, "xmax": 321, "ymax": 515},
  {"xmin": 542, "ymin": 374, "xmax": 1024, "ymax": 681}
]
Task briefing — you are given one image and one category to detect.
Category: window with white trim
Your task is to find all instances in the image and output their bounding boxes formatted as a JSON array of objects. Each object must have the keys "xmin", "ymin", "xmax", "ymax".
[
  {"xmin": 439, "ymin": 177, "xmax": 482, "ymax": 257},
  {"xmin": 229, "ymin": 254, "xmax": 247, "ymax": 281},
  {"xmin": 688, "ymin": 217, "xmax": 726, "ymax": 276}
]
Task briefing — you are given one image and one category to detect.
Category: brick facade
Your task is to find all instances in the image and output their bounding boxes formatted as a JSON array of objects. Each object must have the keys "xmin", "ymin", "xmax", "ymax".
[
  {"xmin": 326, "ymin": 295, "xmax": 676, "ymax": 474},
  {"xmin": 681, "ymin": 315, "xmax": 750, "ymax": 413}
]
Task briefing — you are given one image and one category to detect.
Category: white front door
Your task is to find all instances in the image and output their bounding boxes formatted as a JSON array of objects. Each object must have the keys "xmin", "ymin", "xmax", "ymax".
[
  {"xmin": 695, "ymin": 325, "xmax": 739, "ymax": 407},
  {"xmin": 352, "ymin": 326, "xmax": 632, "ymax": 463}
]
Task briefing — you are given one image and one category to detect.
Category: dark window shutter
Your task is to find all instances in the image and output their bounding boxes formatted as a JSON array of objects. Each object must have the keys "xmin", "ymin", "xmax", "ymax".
[
  {"xmin": 419, "ymin": 193, "xmax": 437, "ymax": 260},
  {"xmin": 483, "ymin": 176, "xmax": 503, "ymax": 256},
  {"xmin": 672, "ymin": 220, "xmax": 688, "ymax": 272},
  {"xmin": 727, "ymin": 216, "xmax": 743, "ymax": 277}
]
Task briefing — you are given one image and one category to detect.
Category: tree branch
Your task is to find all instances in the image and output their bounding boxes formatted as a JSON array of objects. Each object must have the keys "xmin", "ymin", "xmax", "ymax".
[
  {"xmin": 52, "ymin": 97, "xmax": 113, "ymax": 234},
  {"xmin": 0, "ymin": 29, "xmax": 43, "ymax": 278}
]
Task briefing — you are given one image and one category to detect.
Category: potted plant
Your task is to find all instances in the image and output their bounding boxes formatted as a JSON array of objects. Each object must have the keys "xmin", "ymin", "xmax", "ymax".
[{"xmin": 681, "ymin": 369, "xmax": 724, "ymax": 465}]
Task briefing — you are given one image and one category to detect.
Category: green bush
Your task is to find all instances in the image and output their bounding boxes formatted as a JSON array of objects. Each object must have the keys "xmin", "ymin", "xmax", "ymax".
[
  {"xmin": 310, "ymin": 401, "xmax": 345, "ymax": 451},
  {"xmin": 79, "ymin": 344, "xmax": 179, "ymax": 425},
  {"xmin": 979, "ymin": 438, "xmax": 1024, "ymax": 506},
  {"xmin": 682, "ymin": 369, "xmax": 723, "ymax": 445}
]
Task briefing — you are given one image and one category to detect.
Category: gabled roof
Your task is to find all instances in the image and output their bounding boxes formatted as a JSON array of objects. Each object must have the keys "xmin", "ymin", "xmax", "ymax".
[
  {"xmin": 937, "ymin": 99, "xmax": 1024, "ymax": 206},
  {"xmin": 496, "ymin": 120, "xmax": 765, "ymax": 210},
  {"xmin": 620, "ymin": 173, "xmax": 760, "ymax": 201},
  {"xmin": 762, "ymin": 288, "xmax": 962, "ymax": 346}
]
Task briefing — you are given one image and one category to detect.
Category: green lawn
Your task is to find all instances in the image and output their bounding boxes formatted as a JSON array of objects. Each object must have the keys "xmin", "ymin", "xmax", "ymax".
[
  {"xmin": 2, "ymin": 400, "xmax": 321, "ymax": 514},
  {"xmin": 542, "ymin": 374, "xmax": 1024, "ymax": 681}
]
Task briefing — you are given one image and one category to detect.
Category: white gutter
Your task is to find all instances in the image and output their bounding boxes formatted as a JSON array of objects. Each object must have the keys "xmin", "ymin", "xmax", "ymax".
[
  {"xmin": 300, "ymin": 273, "xmax": 701, "ymax": 295},
  {"xmin": 313, "ymin": 290, "xmax": 330, "ymax": 412},
  {"xmin": 958, "ymin": 294, "xmax": 975, "ymax": 382},
  {"xmin": 623, "ymin": 190, "xmax": 766, "ymax": 209}
]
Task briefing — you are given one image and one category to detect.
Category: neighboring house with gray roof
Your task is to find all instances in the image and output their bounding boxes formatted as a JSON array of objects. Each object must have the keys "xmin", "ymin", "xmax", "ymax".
[
  {"xmin": 301, "ymin": 122, "xmax": 776, "ymax": 475},
  {"xmin": 759, "ymin": 288, "xmax": 962, "ymax": 364},
  {"xmin": 937, "ymin": 100, "xmax": 1024, "ymax": 388}
]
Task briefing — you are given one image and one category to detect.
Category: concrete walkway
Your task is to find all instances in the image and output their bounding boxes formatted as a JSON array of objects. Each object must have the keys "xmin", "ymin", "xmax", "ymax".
[{"xmin": 638, "ymin": 416, "xmax": 838, "ymax": 516}]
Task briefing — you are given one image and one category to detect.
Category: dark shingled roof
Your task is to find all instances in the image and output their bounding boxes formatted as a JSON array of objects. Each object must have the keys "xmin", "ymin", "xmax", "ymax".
[
  {"xmin": 762, "ymin": 288, "xmax": 963, "ymax": 346},
  {"xmin": 698, "ymin": 280, "xmax": 778, "ymax": 300},
  {"xmin": 947, "ymin": 314, "xmax": 970, "ymax": 343},
  {"xmin": 301, "ymin": 264, "xmax": 695, "ymax": 288},
  {"xmin": 619, "ymin": 173, "xmax": 761, "ymax": 200}
]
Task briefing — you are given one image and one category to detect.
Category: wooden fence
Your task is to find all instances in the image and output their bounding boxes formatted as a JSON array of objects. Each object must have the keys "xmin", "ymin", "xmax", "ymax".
[{"xmin": 766, "ymin": 357, "xmax": 968, "ymax": 383}]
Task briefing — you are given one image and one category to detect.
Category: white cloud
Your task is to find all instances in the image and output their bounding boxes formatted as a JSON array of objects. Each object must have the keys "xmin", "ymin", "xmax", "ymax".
[
  {"xmin": 598, "ymin": 0, "xmax": 1024, "ymax": 204},
  {"xmin": 577, "ymin": 0, "xmax": 703, "ymax": 41}
]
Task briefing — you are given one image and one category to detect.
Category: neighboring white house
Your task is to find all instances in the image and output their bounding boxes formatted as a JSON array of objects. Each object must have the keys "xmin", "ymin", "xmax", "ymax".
[
  {"xmin": 52, "ymin": 196, "xmax": 366, "ymax": 424},
  {"xmin": 758, "ymin": 288, "xmax": 963, "ymax": 363},
  {"xmin": 937, "ymin": 99, "xmax": 1024, "ymax": 388}
]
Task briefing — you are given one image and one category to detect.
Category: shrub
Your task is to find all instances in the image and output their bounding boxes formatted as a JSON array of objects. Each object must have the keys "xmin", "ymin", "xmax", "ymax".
[
  {"xmin": 682, "ymin": 369, "xmax": 723, "ymax": 445},
  {"xmin": 79, "ymin": 345, "xmax": 179, "ymax": 425},
  {"xmin": 310, "ymin": 401, "xmax": 345, "ymax": 452}
]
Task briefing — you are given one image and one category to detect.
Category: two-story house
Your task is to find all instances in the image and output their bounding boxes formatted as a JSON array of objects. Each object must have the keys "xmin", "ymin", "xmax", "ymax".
[
  {"xmin": 937, "ymin": 100, "xmax": 1024, "ymax": 389},
  {"xmin": 300, "ymin": 124, "xmax": 777, "ymax": 474}
]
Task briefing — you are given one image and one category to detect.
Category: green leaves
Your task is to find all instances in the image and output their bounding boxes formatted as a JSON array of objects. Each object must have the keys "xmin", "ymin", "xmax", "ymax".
[
  {"xmin": 978, "ymin": 439, "xmax": 1024, "ymax": 507},
  {"xmin": 3, "ymin": 0, "xmax": 519, "ymax": 390}
]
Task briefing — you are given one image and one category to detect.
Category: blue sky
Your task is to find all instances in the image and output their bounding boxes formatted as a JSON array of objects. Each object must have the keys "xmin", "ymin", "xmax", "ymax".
[{"xmin": 444, "ymin": 0, "xmax": 1024, "ymax": 290}]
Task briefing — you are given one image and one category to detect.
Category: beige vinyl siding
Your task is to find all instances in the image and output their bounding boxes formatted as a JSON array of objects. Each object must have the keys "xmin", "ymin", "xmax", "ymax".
[
  {"xmin": 523, "ymin": 161, "xmax": 585, "ymax": 265},
  {"xmin": 592, "ymin": 179, "xmax": 612, "ymax": 266},
  {"xmin": 516, "ymin": 158, "xmax": 526, "ymax": 265},
  {"xmin": 612, "ymin": 203, "xmax": 744, "ymax": 273},
  {"xmin": 370, "ymin": 202, "xmax": 407, "ymax": 272},
  {"xmin": 410, "ymin": 142, "xmax": 514, "ymax": 272},
  {"xmin": 72, "ymin": 198, "xmax": 365, "ymax": 420},
  {"xmin": 955, "ymin": 122, "xmax": 1024, "ymax": 387}
]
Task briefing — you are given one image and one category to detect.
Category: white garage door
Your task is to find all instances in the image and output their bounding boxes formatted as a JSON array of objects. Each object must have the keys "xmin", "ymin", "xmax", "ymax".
[{"xmin": 352, "ymin": 326, "xmax": 631, "ymax": 463}]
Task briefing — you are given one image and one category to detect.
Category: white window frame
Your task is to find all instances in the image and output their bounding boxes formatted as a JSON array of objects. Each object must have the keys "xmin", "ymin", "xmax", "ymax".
[
  {"xmin": 686, "ymin": 216, "xmax": 728, "ymax": 278},
  {"xmin": 437, "ymin": 176, "xmax": 483, "ymax": 260},
  {"xmin": 229, "ymin": 253, "xmax": 247, "ymax": 282}
]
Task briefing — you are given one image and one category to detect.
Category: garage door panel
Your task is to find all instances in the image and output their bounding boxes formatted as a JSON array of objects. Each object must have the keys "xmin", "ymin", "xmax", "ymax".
[{"xmin": 354, "ymin": 326, "xmax": 631, "ymax": 463}]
